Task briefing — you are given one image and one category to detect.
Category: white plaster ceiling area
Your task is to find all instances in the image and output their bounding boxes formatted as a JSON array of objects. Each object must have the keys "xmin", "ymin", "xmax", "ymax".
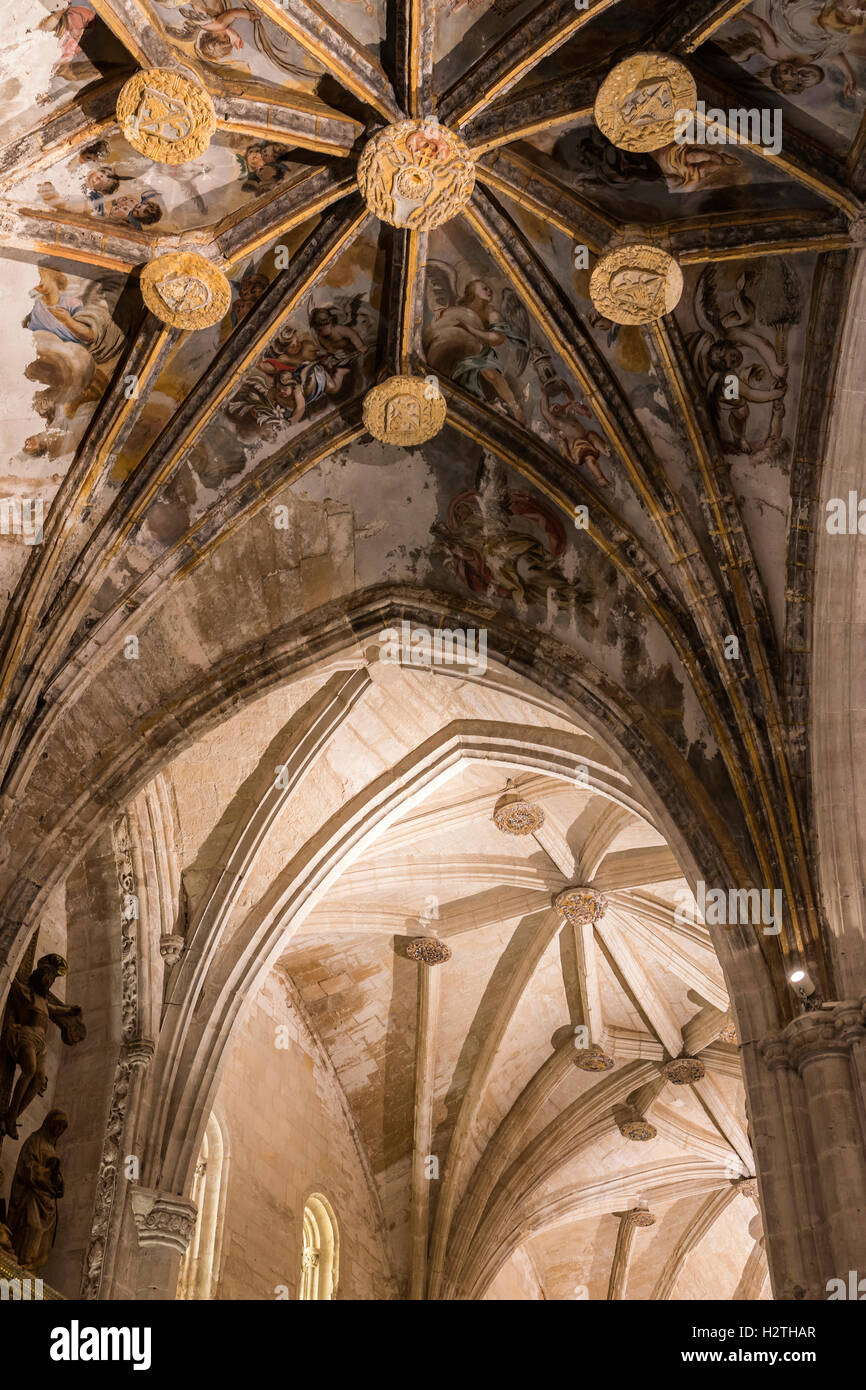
[{"xmin": 153, "ymin": 657, "xmax": 766, "ymax": 1299}]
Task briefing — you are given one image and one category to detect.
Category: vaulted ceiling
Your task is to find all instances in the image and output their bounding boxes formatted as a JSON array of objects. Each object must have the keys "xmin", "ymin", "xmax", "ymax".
[
  {"xmin": 151, "ymin": 662, "xmax": 765, "ymax": 1299},
  {"xmin": 0, "ymin": 0, "xmax": 863, "ymax": 1300}
]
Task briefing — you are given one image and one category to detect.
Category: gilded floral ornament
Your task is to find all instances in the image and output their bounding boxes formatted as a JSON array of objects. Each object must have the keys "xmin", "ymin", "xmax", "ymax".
[
  {"xmin": 554, "ymin": 886, "xmax": 608, "ymax": 927},
  {"xmin": 594, "ymin": 52, "xmax": 696, "ymax": 153},
  {"xmin": 589, "ymin": 244, "xmax": 683, "ymax": 326},
  {"xmin": 357, "ymin": 119, "xmax": 475, "ymax": 230},
  {"xmin": 141, "ymin": 253, "xmax": 231, "ymax": 330},
  {"xmin": 363, "ymin": 375, "xmax": 447, "ymax": 445},
  {"xmin": 116, "ymin": 69, "xmax": 216, "ymax": 164}
]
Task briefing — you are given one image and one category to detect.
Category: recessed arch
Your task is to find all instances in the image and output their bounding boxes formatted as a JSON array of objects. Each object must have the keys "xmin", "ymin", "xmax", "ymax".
[{"xmin": 299, "ymin": 1193, "xmax": 340, "ymax": 1301}]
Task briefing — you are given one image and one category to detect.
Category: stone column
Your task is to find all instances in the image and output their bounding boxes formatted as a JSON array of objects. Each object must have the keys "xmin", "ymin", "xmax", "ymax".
[
  {"xmin": 744, "ymin": 998, "xmax": 866, "ymax": 1299},
  {"xmin": 607, "ymin": 1205, "xmax": 655, "ymax": 1300}
]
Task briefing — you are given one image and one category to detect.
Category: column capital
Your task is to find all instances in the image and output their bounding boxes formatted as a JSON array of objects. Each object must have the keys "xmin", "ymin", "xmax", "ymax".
[
  {"xmin": 122, "ymin": 1037, "xmax": 156, "ymax": 1070},
  {"xmin": 130, "ymin": 1187, "xmax": 197, "ymax": 1254},
  {"xmin": 759, "ymin": 998, "xmax": 866, "ymax": 1073}
]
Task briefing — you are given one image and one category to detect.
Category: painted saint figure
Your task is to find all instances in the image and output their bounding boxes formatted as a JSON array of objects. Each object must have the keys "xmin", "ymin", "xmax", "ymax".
[{"xmin": 0, "ymin": 955, "xmax": 85, "ymax": 1139}]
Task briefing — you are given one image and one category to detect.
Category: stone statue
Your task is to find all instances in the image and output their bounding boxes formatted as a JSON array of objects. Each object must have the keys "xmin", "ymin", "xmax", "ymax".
[
  {"xmin": 6, "ymin": 1109, "xmax": 68, "ymax": 1272},
  {"xmin": 0, "ymin": 954, "xmax": 86, "ymax": 1139}
]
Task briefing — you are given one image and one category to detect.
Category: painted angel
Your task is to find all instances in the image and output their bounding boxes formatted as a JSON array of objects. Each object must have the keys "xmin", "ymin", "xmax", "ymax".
[
  {"xmin": 306, "ymin": 293, "xmax": 378, "ymax": 362},
  {"xmin": 422, "ymin": 260, "xmax": 530, "ymax": 423},
  {"xmin": 686, "ymin": 263, "xmax": 797, "ymax": 456}
]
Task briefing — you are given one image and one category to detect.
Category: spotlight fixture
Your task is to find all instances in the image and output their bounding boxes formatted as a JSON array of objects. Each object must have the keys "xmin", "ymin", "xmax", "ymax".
[
  {"xmin": 788, "ymin": 966, "xmax": 822, "ymax": 1011},
  {"xmin": 789, "ymin": 967, "xmax": 814, "ymax": 993}
]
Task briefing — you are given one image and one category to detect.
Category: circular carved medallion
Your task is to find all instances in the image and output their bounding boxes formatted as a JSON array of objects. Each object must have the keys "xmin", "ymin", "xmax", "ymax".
[
  {"xmin": 117, "ymin": 69, "xmax": 216, "ymax": 164},
  {"xmin": 575, "ymin": 1044, "xmax": 615, "ymax": 1073},
  {"xmin": 554, "ymin": 886, "xmax": 608, "ymax": 927},
  {"xmin": 141, "ymin": 252, "xmax": 231, "ymax": 330},
  {"xmin": 493, "ymin": 791, "xmax": 545, "ymax": 835},
  {"xmin": 589, "ymin": 244, "xmax": 683, "ymax": 325},
  {"xmin": 363, "ymin": 375, "xmax": 447, "ymax": 445},
  {"xmin": 406, "ymin": 936, "xmax": 452, "ymax": 965},
  {"xmin": 357, "ymin": 120, "xmax": 475, "ymax": 230},
  {"xmin": 594, "ymin": 53, "xmax": 696, "ymax": 152},
  {"xmin": 631, "ymin": 1208, "xmax": 656, "ymax": 1227},
  {"xmin": 719, "ymin": 1020, "xmax": 738, "ymax": 1045},
  {"xmin": 619, "ymin": 1118, "xmax": 658, "ymax": 1142},
  {"xmin": 664, "ymin": 1056, "xmax": 706, "ymax": 1084}
]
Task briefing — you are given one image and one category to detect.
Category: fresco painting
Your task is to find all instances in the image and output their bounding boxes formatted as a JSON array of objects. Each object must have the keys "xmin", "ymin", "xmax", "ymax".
[
  {"xmin": 12, "ymin": 131, "xmax": 308, "ymax": 234},
  {"xmin": 422, "ymin": 227, "xmax": 614, "ymax": 488},
  {"xmin": 0, "ymin": 2, "xmax": 132, "ymax": 147},
  {"xmin": 151, "ymin": 0, "xmax": 324, "ymax": 91},
  {"xmin": 716, "ymin": 0, "xmax": 866, "ymax": 147},
  {"xmin": 4, "ymin": 258, "xmax": 131, "ymax": 465}
]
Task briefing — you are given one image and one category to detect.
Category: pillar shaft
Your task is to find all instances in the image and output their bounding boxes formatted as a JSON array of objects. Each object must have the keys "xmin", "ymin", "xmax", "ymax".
[{"xmin": 750, "ymin": 999, "xmax": 866, "ymax": 1298}]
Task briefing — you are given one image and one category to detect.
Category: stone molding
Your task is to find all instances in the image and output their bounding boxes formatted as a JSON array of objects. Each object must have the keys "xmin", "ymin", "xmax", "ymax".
[
  {"xmin": 131, "ymin": 1188, "xmax": 198, "ymax": 1254},
  {"xmin": 759, "ymin": 998, "xmax": 866, "ymax": 1073}
]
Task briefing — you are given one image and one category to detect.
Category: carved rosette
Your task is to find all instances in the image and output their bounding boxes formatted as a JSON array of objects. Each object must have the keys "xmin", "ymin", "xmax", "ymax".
[
  {"xmin": 357, "ymin": 119, "xmax": 475, "ymax": 230},
  {"xmin": 131, "ymin": 1189, "xmax": 197, "ymax": 1254},
  {"xmin": 406, "ymin": 936, "xmax": 452, "ymax": 965},
  {"xmin": 619, "ymin": 1118, "xmax": 658, "ymax": 1141},
  {"xmin": 719, "ymin": 1020, "xmax": 738, "ymax": 1045},
  {"xmin": 574, "ymin": 1043, "xmax": 615, "ymax": 1072},
  {"xmin": 363, "ymin": 375, "xmax": 447, "ymax": 445},
  {"xmin": 141, "ymin": 253, "xmax": 231, "ymax": 330},
  {"xmin": 116, "ymin": 69, "xmax": 216, "ymax": 164},
  {"xmin": 594, "ymin": 52, "xmax": 696, "ymax": 152},
  {"xmin": 663, "ymin": 1056, "xmax": 706, "ymax": 1084},
  {"xmin": 493, "ymin": 789, "xmax": 545, "ymax": 836},
  {"xmin": 630, "ymin": 1206, "xmax": 656, "ymax": 1227},
  {"xmin": 554, "ymin": 886, "xmax": 608, "ymax": 927},
  {"xmin": 734, "ymin": 1177, "xmax": 758, "ymax": 1199},
  {"xmin": 590, "ymin": 244, "xmax": 683, "ymax": 326}
]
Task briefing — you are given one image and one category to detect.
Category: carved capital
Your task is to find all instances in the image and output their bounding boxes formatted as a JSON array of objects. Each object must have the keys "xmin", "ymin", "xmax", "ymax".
[
  {"xmin": 759, "ymin": 999, "xmax": 866, "ymax": 1074},
  {"xmin": 159, "ymin": 933, "xmax": 186, "ymax": 967},
  {"xmin": 122, "ymin": 1038, "xmax": 155, "ymax": 1071},
  {"xmin": 848, "ymin": 211, "xmax": 866, "ymax": 246},
  {"xmin": 131, "ymin": 1188, "xmax": 197, "ymax": 1254}
]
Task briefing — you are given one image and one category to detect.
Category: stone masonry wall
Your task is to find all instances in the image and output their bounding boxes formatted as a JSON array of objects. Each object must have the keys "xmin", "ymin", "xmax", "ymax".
[{"xmin": 213, "ymin": 970, "xmax": 394, "ymax": 1300}]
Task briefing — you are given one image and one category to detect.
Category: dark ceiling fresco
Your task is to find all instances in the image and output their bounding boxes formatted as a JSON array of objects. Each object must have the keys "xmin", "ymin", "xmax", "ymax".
[{"xmin": 0, "ymin": 0, "xmax": 863, "ymax": 1011}]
